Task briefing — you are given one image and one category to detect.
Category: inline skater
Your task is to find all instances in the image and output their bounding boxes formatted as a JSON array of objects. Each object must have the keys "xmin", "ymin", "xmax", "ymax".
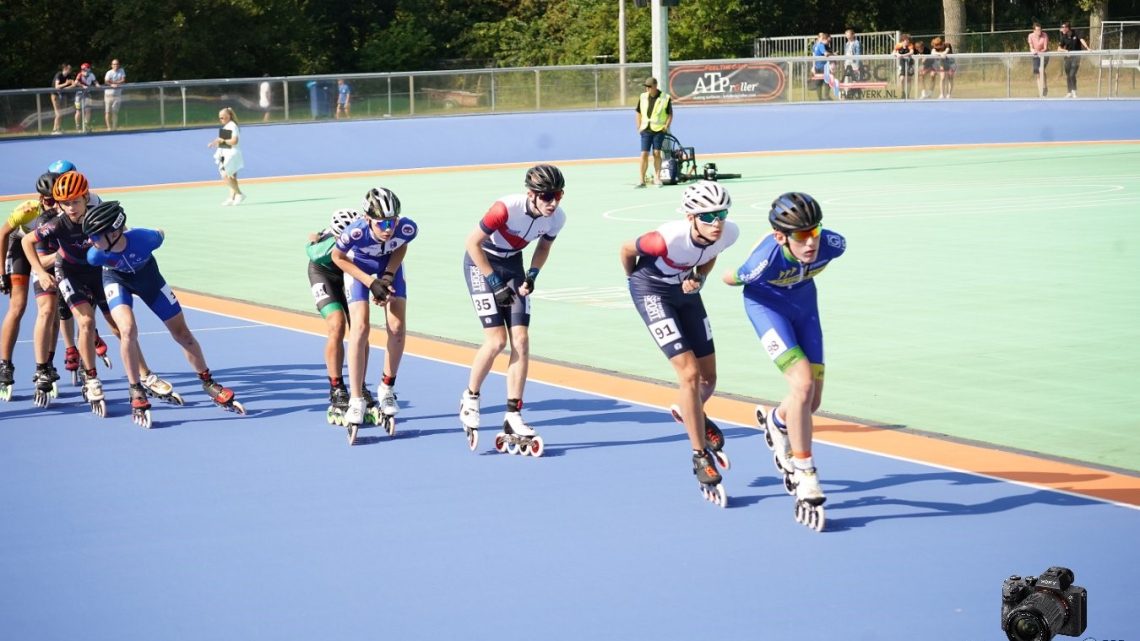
[
  {"xmin": 331, "ymin": 188, "xmax": 417, "ymax": 445},
  {"xmin": 722, "ymin": 192, "xmax": 846, "ymax": 532},
  {"xmin": 306, "ymin": 208, "xmax": 361, "ymax": 426},
  {"xmin": 83, "ymin": 200, "xmax": 245, "ymax": 425},
  {"xmin": 619, "ymin": 181, "xmax": 739, "ymax": 507},
  {"xmin": 458, "ymin": 164, "xmax": 567, "ymax": 456}
]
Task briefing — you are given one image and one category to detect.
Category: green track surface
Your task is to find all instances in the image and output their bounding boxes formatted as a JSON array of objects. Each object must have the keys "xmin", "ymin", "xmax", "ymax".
[{"xmin": 76, "ymin": 144, "xmax": 1140, "ymax": 471}]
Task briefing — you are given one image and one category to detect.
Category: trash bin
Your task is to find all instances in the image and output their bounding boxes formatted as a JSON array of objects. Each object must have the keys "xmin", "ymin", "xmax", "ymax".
[{"xmin": 306, "ymin": 81, "xmax": 333, "ymax": 119}]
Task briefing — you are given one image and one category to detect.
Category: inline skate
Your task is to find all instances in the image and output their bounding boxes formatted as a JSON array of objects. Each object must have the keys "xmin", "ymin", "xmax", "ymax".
[
  {"xmin": 344, "ymin": 396, "xmax": 366, "ymax": 446},
  {"xmin": 692, "ymin": 449, "xmax": 727, "ymax": 507},
  {"xmin": 94, "ymin": 334, "xmax": 112, "ymax": 369},
  {"xmin": 669, "ymin": 404, "xmax": 730, "ymax": 470},
  {"xmin": 326, "ymin": 384, "xmax": 350, "ymax": 426},
  {"xmin": 200, "ymin": 371, "xmax": 245, "ymax": 415},
  {"xmin": 376, "ymin": 382, "xmax": 397, "ymax": 436},
  {"xmin": 142, "ymin": 371, "xmax": 184, "ymax": 405},
  {"xmin": 459, "ymin": 389, "xmax": 480, "ymax": 451},
  {"xmin": 0, "ymin": 360, "xmax": 14, "ymax": 402},
  {"xmin": 129, "ymin": 383, "xmax": 153, "ymax": 428},
  {"xmin": 756, "ymin": 405, "xmax": 796, "ymax": 494},
  {"xmin": 792, "ymin": 467, "xmax": 827, "ymax": 532},
  {"xmin": 32, "ymin": 364, "xmax": 56, "ymax": 408},
  {"xmin": 64, "ymin": 346, "xmax": 81, "ymax": 385},
  {"xmin": 361, "ymin": 387, "xmax": 381, "ymax": 426},
  {"xmin": 81, "ymin": 372, "xmax": 107, "ymax": 417},
  {"xmin": 494, "ymin": 408, "xmax": 544, "ymax": 457}
]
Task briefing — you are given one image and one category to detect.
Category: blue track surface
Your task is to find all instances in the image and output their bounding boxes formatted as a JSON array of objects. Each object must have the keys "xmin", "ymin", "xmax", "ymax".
[{"xmin": 0, "ymin": 306, "xmax": 1136, "ymax": 641}]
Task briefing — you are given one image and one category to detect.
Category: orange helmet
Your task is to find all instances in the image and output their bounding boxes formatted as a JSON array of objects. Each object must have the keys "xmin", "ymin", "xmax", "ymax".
[{"xmin": 52, "ymin": 171, "xmax": 89, "ymax": 201}]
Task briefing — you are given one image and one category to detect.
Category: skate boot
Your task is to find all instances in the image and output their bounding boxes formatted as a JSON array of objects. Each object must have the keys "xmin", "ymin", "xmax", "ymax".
[
  {"xmin": 326, "ymin": 384, "xmax": 350, "ymax": 426},
  {"xmin": 792, "ymin": 467, "xmax": 826, "ymax": 532},
  {"xmin": 32, "ymin": 364, "xmax": 56, "ymax": 408},
  {"xmin": 692, "ymin": 449, "xmax": 727, "ymax": 508},
  {"xmin": 496, "ymin": 410, "xmax": 543, "ymax": 457},
  {"xmin": 0, "ymin": 360, "xmax": 14, "ymax": 402},
  {"xmin": 142, "ymin": 371, "xmax": 184, "ymax": 405},
  {"xmin": 200, "ymin": 373, "xmax": 245, "ymax": 415},
  {"xmin": 47, "ymin": 364, "xmax": 61, "ymax": 398},
  {"xmin": 80, "ymin": 373, "xmax": 107, "ymax": 417},
  {"xmin": 64, "ymin": 346, "xmax": 81, "ymax": 385},
  {"xmin": 459, "ymin": 389, "xmax": 481, "ymax": 451},
  {"xmin": 129, "ymin": 383, "xmax": 153, "ymax": 428},
  {"xmin": 756, "ymin": 405, "xmax": 795, "ymax": 494},
  {"xmin": 360, "ymin": 387, "xmax": 380, "ymax": 425},
  {"xmin": 94, "ymin": 334, "xmax": 112, "ymax": 369},
  {"xmin": 376, "ymin": 383, "xmax": 397, "ymax": 436},
  {"xmin": 344, "ymin": 397, "xmax": 366, "ymax": 445},
  {"xmin": 669, "ymin": 404, "xmax": 730, "ymax": 471}
]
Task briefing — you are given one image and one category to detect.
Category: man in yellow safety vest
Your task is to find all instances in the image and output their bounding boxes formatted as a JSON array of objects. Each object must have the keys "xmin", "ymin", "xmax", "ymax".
[{"xmin": 635, "ymin": 77, "xmax": 673, "ymax": 188}]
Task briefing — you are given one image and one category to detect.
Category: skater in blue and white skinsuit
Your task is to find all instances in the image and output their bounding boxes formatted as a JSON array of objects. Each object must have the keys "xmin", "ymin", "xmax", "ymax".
[
  {"xmin": 620, "ymin": 181, "xmax": 739, "ymax": 504},
  {"xmin": 331, "ymin": 187, "xmax": 418, "ymax": 429},
  {"xmin": 722, "ymin": 192, "xmax": 845, "ymax": 512},
  {"xmin": 83, "ymin": 200, "xmax": 244, "ymax": 424}
]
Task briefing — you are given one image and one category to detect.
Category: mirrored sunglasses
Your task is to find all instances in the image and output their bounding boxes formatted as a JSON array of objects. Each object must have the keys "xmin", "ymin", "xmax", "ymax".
[
  {"xmin": 697, "ymin": 210, "xmax": 729, "ymax": 224},
  {"xmin": 536, "ymin": 190, "xmax": 563, "ymax": 203},
  {"xmin": 372, "ymin": 217, "xmax": 397, "ymax": 231},
  {"xmin": 788, "ymin": 224, "xmax": 822, "ymax": 242}
]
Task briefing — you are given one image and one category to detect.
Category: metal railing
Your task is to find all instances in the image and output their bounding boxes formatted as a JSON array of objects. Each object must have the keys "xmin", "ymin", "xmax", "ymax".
[
  {"xmin": 1, "ymin": 51, "xmax": 1137, "ymax": 139},
  {"xmin": 754, "ymin": 31, "xmax": 900, "ymax": 58}
]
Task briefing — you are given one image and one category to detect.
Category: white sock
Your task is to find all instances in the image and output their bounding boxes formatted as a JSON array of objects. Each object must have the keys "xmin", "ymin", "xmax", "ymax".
[{"xmin": 793, "ymin": 456, "xmax": 815, "ymax": 471}]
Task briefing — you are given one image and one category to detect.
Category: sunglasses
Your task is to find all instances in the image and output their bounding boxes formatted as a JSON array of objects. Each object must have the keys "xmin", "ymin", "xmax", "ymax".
[
  {"xmin": 371, "ymin": 217, "xmax": 397, "ymax": 231},
  {"xmin": 696, "ymin": 210, "xmax": 729, "ymax": 224},
  {"xmin": 787, "ymin": 224, "xmax": 822, "ymax": 242},
  {"xmin": 536, "ymin": 190, "xmax": 563, "ymax": 203}
]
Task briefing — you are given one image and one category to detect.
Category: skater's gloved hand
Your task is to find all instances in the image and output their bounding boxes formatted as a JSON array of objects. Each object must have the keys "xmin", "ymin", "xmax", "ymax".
[
  {"xmin": 369, "ymin": 272, "xmax": 395, "ymax": 303},
  {"xmin": 485, "ymin": 272, "xmax": 515, "ymax": 307},
  {"xmin": 0, "ymin": 273, "xmax": 10, "ymax": 296},
  {"xmin": 682, "ymin": 270, "xmax": 706, "ymax": 294},
  {"xmin": 519, "ymin": 267, "xmax": 540, "ymax": 297}
]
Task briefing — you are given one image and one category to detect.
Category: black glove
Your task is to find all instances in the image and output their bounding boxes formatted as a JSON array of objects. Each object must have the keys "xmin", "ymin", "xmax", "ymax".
[
  {"xmin": 369, "ymin": 272, "xmax": 395, "ymax": 303},
  {"xmin": 485, "ymin": 272, "xmax": 515, "ymax": 307},
  {"xmin": 0, "ymin": 273, "xmax": 10, "ymax": 296},
  {"xmin": 524, "ymin": 267, "xmax": 539, "ymax": 293}
]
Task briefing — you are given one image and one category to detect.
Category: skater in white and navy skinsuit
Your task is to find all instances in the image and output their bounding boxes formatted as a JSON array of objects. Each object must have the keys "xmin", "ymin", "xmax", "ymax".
[
  {"xmin": 457, "ymin": 164, "xmax": 567, "ymax": 454},
  {"xmin": 620, "ymin": 181, "xmax": 739, "ymax": 499},
  {"xmin": 331, "ymin": 187, "xmax": 417, "ymax": 428}
]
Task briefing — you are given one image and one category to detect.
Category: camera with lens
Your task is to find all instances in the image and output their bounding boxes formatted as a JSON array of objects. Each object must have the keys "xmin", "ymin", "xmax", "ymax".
[
  {"xmin": 1001, "ymin": 567, "xmax": 1086, "ymax": 641},
  {"xmin": 702, "ymin": 163, "xmax": 718, "ymax": 181}
]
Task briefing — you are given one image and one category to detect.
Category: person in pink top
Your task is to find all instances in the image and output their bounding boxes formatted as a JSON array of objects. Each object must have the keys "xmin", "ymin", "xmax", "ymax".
[{"xmin": 1028, "ymin": 22, "xmax": 1050, "ymax": 97}]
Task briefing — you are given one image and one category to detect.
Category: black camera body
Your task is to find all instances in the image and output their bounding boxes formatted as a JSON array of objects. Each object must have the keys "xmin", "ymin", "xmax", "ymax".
[
  {"xmin": 702, "ymin": 163, "xmax": 718, "ymax": 181},
  {"xmin": 1001, "ymin": 567, "xmax": 1087, "ymax": 641}
]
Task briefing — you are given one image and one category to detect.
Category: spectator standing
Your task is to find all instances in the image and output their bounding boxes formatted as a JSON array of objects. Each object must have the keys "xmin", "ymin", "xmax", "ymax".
[
  {"xmin": 73, "ymin": 63, "xmax": 100, "ymax": 133},
  {"xmin": 915, "ymin": 41, "xmax": 937, "ymax": 98},
  {"xmin": 931, "ymin": 37, "xmax": 956, "ymax": 98},
  {"xmin": 843, "ymin": 29, "xmax": 863, "ymax": 81},
  {"xmin": 1058, "ymin": 22, "xmax": 1090, "ymax": 98},
  {"xmin": 1028, "ymin": 22, "xmax": 1050, "ymax": 97},
  {"xmin": 336, "ymin": 79, "xmax": 352, "ymax": 119},
  {"xmin": 103, "ymin": 59, "xmax": 125, "ymax": 131},
  {"xmin": 634, "ymin": 77, "xmax": 672, "ymax": 188},
  {"xmin": 51, "ymin": 64, "xmax": 75, "ymax": 135},
  {"xmin": 811, "ymin": 33, "xmax": 833, "ymax": 99},
  {"xmin": 894, "ymin": 34, "xmax": 915, "ymax": 98},
  {"xmin": 259, "ymin": 74, "xmax": 271, "ymax": 122},
  {"xmin": 207, "ymin": 107, "xmax": 246, "ymax": 206}
]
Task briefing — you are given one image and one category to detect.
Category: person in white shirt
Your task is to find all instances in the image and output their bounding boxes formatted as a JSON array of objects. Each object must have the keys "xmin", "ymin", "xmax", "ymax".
[
  {"xmin": 207, "ymin": 107, "xmax": 246, "ymax": 206},
  {"xmin": 103, "ymin": 59, "xmax": 126, "ymax": 131}
]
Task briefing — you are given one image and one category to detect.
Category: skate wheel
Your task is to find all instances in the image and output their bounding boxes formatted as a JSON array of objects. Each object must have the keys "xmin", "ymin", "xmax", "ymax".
[
  {"xmin": 383, "ymin": 416, "xmax": 396, "ymax": 437},
  {"xmin": 92, "ymin": 399, "xmax": 106, "ymax": 418},
  {"xmin": 809, "ymin": 506, "xmax": 825, "ymax": 532},
  {"xmin": 506, "ymin": 439, "xmax": 521, "ymax": 456},
  {"xmin": 711, "ymin": 483, "xmax": 727, "ymax": 508},
  {"xmin": 71, "ymin": 370, "xmax": 79, "ymax": 386},
  {"xmin": 51, "ymin": 382, "xmax": 59, "ymax": 398},
  {"xmin": 527, "ymin": 436, "xmax": 545, "ymax": 458},
  {"xmin": 134, "ymin": 409, "xmax": 153, "ymax": 429},
  {"xmin": 763, "ymin": 428, "xmax": 775, "ymax": 449},
  {"xmin": 755, "ymin": 405, "xmax": 767, "ymax": 429},
  {"xmin": 494, "ymin": 432, "xmax": 508, "ymax": 453},
  {"xmin": 669, "ymin": 404, "xmax": 683, "ymax": 423},
  {"xmin": 0, "ymin": 386, "xmax": 11, "ymax": 402},
  {"xmin": 782, "ymin": 472, "xmax": 796, "ymax": 495},
  {"xmin": 230, "ymin": 401, "xmax": 246, "ymax": 415},
  {"xmin": 170, "ymin": 392, "xmax": 185, "ymax": 406},
  {"xmin": 465, "ymin": 426, "xmax": 479, "ymax": 451},
  {"xmin": 100, "ymin": 355, "xmax": 112, "ymax": 369},
  {"xmin": 347, "ymin": 422, "xmax": 359, "ymax": 446},
  {"xmin": 713, "ymin": 449, "xmax": 731, "ymax": 471}
]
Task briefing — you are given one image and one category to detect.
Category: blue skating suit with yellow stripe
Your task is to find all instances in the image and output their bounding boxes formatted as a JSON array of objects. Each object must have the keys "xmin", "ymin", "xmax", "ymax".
[{"xmin": 733, "ymin": 229, "xmax": 846, "ymax": 369}]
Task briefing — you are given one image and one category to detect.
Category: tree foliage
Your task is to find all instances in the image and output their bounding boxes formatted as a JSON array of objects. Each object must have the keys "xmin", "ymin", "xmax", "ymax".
[{"xmin": 3, "ymin": 0, "xmax": 1138, "ymax": 89}]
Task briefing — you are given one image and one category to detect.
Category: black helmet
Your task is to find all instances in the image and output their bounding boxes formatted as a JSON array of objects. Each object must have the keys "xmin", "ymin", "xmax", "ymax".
[
  {"xmin": 36, "ymin": 172, "xmax": 60, "ymax": 198},
  {"xmin": 768, "ymin": 192, "xmax": 823, "ymax": 233},
  {"xmin": 524, "ymin": 164, "xmax": 565, "ymax": 192},
  {"xmin": 83, "ymin": 200, "xmax": 127, "ymax": 237}
]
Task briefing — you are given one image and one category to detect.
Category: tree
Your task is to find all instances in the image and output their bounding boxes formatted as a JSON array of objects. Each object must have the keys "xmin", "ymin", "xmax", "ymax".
[{"xmin": 943, "ymin": 0, "xmax": 966, "ymax": 40}]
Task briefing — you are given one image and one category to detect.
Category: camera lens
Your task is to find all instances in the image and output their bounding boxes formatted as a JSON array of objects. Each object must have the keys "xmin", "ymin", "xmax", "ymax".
[{"xmin": 1009, "ymin": 613, "xmax": 1045, "ymax": 641}]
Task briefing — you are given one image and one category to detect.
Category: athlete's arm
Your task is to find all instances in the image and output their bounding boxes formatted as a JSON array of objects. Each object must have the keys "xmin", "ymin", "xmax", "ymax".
[
  {"xmin": 21, "ymin": 231, "xmax": 55, "ymax": 290},
  {"xmin": 683, "ymin": 256, "xmax": 714, "ymax": 294},
  {"xmin": 331, "ymin": 247, "xmax": 379, "ymax": 289},
  {"xmin": 464, "ymin": 226, "xmax": 496, "ymax": 278},
  {"xmin": 519, "ymin": 237, "xmax": 554, "ymax": 297},
  {"xmin": 619, "ymin": 239, "xmax": 641, "ymax": 277}
]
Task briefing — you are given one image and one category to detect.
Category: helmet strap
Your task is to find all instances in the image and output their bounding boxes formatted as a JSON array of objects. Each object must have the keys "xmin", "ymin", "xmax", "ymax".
[{"xmin": 690, "ymin": 219, "xmax": 715, "ymax": 246}]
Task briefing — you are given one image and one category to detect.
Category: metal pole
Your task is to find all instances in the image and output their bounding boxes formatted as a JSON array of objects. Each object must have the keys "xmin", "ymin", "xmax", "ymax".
[
  {"xmin": 159, "ymin": 87, "xmax": 165, "ymax": 127},
  {"xmin": 386, "ymin": 76, "xmax": 392, "ymax": 115},
  {"xmin": 491, "ymin": 70, "xmax": 496, "ymax": 112},
  {"xmin": 35, "ymin": 94, "xmax": 43, "ymax": 135},
  {"xmin": 283, "ymin": 80, "xmax": 290, "ymax": 121},
  {"xmin": 650, "ymin": 0, "xmax": 669, "ymax": 90},
  {"xmin": 619, "ymin": 0, "xmax": 627, "ymax": 104},
  {"xmin": 535, "ymin": 69, "xmax": 541, "ymax": 110},
  {"xmin": 409, "ymin": 75, "xmax": 415, "ymax": 115},
  {"xmin": 181, "ymin": 85, "xmax": 187, "ymax": 128}
]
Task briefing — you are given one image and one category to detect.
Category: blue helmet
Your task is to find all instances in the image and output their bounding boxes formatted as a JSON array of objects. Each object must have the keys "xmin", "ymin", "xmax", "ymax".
[{"xmin": 48, "ymin": 160, "xmax": 76, "ymax": 174}]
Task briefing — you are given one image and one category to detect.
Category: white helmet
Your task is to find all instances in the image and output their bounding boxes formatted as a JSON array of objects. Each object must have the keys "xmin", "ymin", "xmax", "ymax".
[
  {"xmin": 329, "ymin": 208, "xmax": 361, "ymax": 236},
  {"xmin": 677, "ymin": 180, "xmax": 732, "ymax": 216},
  {"xmin": 363, "ymin": 187, "xmax": 401, "ymax": 219}
]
